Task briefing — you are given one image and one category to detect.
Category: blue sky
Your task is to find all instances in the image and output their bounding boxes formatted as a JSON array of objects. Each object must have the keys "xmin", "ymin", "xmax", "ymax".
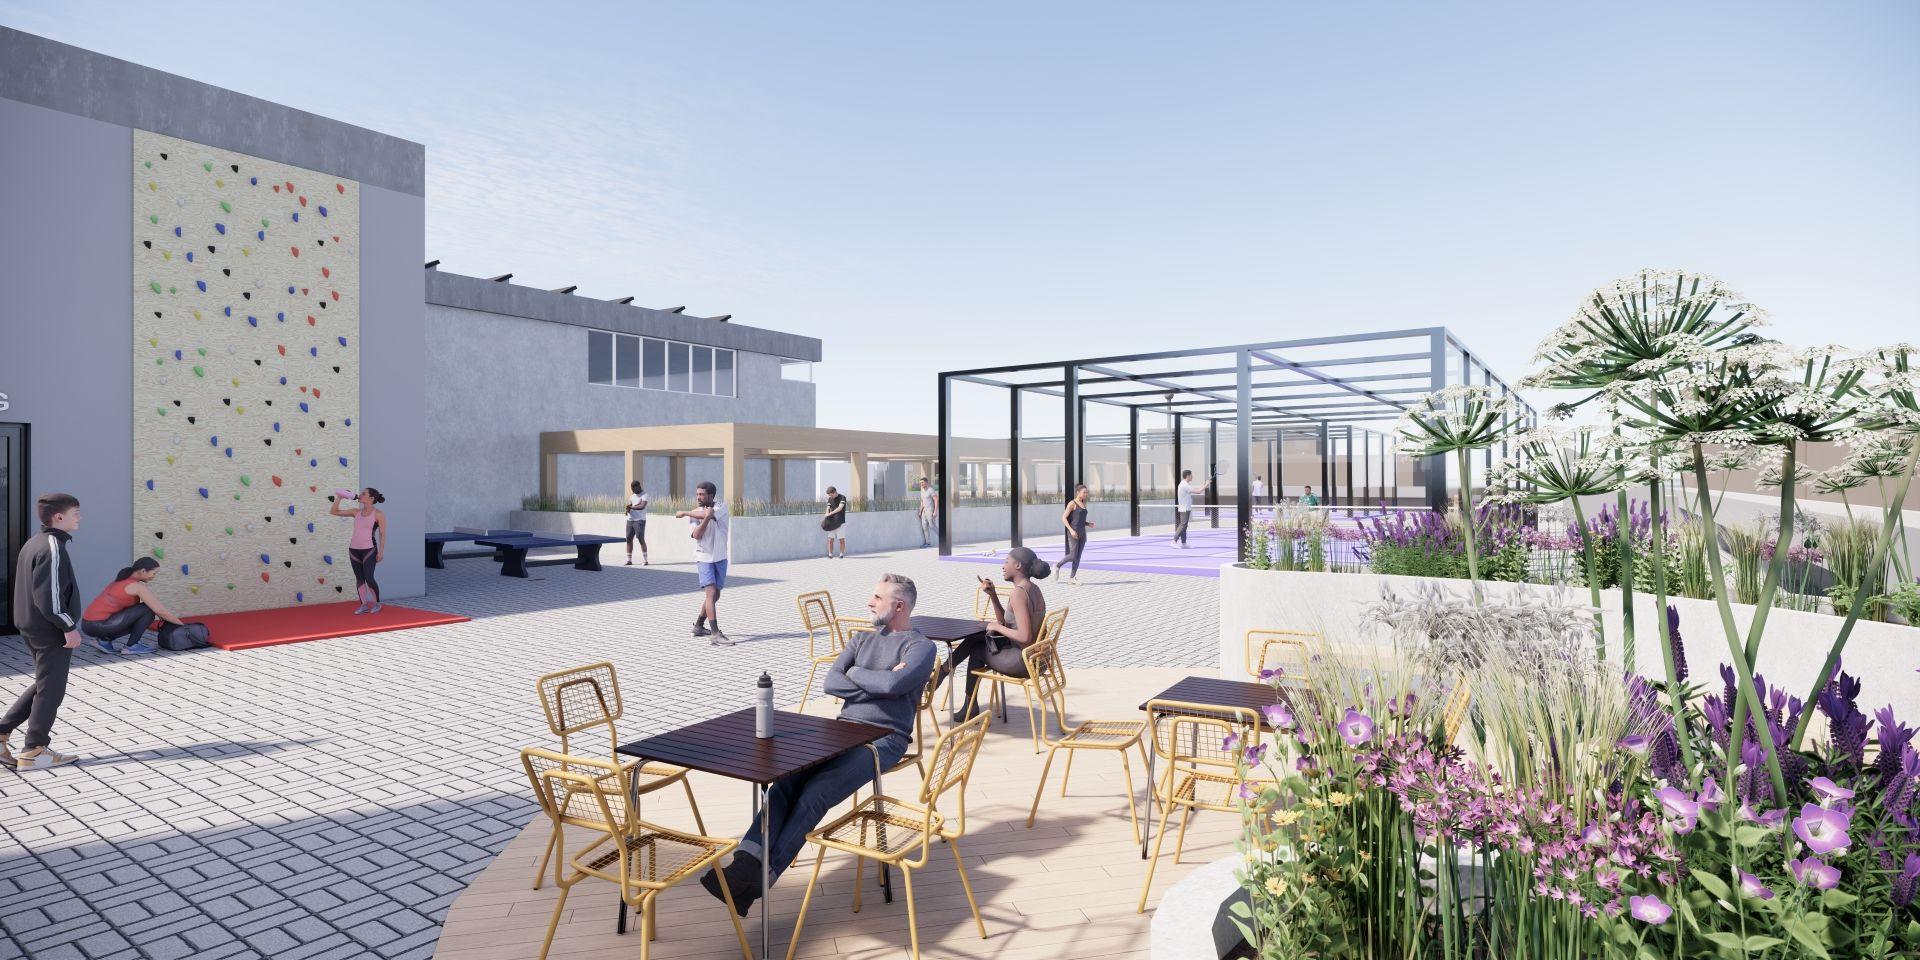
[{"xmin": 7, "ymin": 1, "xmax": 1917, "ymax": 436}]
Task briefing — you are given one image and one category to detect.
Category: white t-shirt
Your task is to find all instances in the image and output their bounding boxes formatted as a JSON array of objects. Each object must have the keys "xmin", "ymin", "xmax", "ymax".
[
  {"xmin": 1252, "ymin": 479, "xmax": 1267, "ymax": 497},
  {"xmin": 691, "ymin": 503, "xmax": 729, "ymax": 563},
  {"xmin": 627, "ymin": 492, "xmax": 648, "ymax": 518},
  {"xmin": 1176, "ymin": 481, "xmax": 1196, "ymax": 513},
  {"xmin": 918, "ymin": 487, "xmax": 936, "ymax": 516}
]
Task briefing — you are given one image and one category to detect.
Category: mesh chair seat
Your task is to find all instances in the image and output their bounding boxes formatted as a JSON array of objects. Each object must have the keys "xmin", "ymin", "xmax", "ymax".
[
  {"xmin": 812, "ymin": 795, "xmax": 945, "ymax": 861},
  {"xmin": 575, "ymin": 827, "xmax": 734, "ymax": 892},
  {"xmin": 1168, "ymin": 769, "xmax": 1278, "ymax": 813},
  {"xmin": 1057, "ymin": 719, "xmax": 1145, "ymax": 750}
]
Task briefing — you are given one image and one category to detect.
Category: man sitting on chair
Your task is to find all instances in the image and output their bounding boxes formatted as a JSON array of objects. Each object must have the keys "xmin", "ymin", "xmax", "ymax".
[{"xmin": 701, "ymin": 574, "xmax": 936, "ymax": 914}]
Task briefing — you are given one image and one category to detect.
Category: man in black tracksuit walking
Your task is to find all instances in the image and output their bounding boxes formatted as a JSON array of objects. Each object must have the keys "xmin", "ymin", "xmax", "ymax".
[{"xmin": 2, "ymin": 492, "xmax": 85, "ymax": 770}]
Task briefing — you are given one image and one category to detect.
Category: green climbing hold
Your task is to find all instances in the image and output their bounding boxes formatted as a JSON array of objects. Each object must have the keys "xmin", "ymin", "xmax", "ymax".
[
  {"xmin": 196, "ymin": 347, "xmax": 207, "ymax": 356},
  {"xmin": 239, "ymin": 475, "xmax": 251, "ymax": 486},
  {"xmin": 154, "ymin": 358, "xmax": 163, "ymax": 366},
  {"xmin": 157, "ymin": 408, "xmax": 166, "ymax": 416},
  {"xmin": 261, "ymin": 218, "xmax": 269, "ymax": 227},
  {"xmin": 226, "ymin": 584, "xmax": 235, "ymax": 591},
  {"xmin": 144, "ymin": 161, "xmax": 152, "ymax": 169},
  {"xmin": 202, "ymin": 162, "xmax": 213, "ymax": 172},
  {"xmin": 233, "ymin": 493, "xmax": 241, "ymax": 500},
  {"xmin": 168, "ymin": 286, "xmax": 177, "ymax": 294},
  {"xmin": 153, "ymin": 547, "xmax": 164, "ymax": 559},
  {"xmin": 149, "ymin": 214, "xmax": 159, "ymax": 223},
  {"xmin": 149, "ymin": 281, "xmax": 162, "ymax": 293},
  {"xmin": 193, "ymin": 365, "xmax": 205, "ymax": 378},
  {"xmin": 225, "ymin": 526, "xmax": 234, "ymax": 535},
  {"xmin": 220, "ymin": 200, "xmax": 231, "ymax": 213}
]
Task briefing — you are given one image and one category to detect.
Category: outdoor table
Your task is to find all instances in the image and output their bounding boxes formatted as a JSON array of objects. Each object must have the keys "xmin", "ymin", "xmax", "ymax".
[
  {"xmin": 1136, "ymin": 675, "xmax": 1310, "ymax": 859},
  {"xmin": 912, "ymin": 614, "xmax": 987, "ymax": 711},
  {"xmin": 615, "ymin": 708, "xmax": 895, "ymax": 960}
]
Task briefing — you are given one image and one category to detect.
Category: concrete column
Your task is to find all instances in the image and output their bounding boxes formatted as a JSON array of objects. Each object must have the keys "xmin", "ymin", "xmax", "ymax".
[
  {"xmin": 624, "ymin": 450, "xmax": 643, "ymax": 496},
  {"xmin": 769, "ymin": 457, "xmax": 785, "ymax": 503},
  {"xmin": 850, "ymin": 453, "xmax": 870, "ymax": 504},
  {"xmin": 724, "ymin": 444, "xmax": 746, "ymax": 508},
  {"xmin": 670, "ymin": 456, "xmax": 687, "ymax": 498},
  {"xmin": 540, "ymin": 453, "xmax": 558, "ymax": 501}
]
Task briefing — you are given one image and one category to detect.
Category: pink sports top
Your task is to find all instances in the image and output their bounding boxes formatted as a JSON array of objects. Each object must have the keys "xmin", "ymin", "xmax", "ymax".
[{"xmin": 350, "ymin": 508, "xmax": 378, "ymax": 549}]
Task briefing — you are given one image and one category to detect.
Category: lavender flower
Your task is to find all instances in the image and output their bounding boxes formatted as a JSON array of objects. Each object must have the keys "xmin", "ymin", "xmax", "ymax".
[
  {"xmin": 1788, "ymin": 856, "xmax": 1842, "ymax": 890},
  {"xmin": 1791, "ymin": 803, "xmax": 1852, "ymax": 855},
  {"xmin": 1339, "ymin": 708, "xmax": 1375, "ymax": 747},
  {"xmin": 1262, "ymin": 702, "xmax": 1295, "ymax": 731},
  {"xmin": 1655, "ymin": 786, "xmax": 1700, "ymax": 834},
  {"xmin": 1628, "ymin": 894, "xmax": 1671, "ymax": 925},
  {"xmin": 1807, "ymin": 776, "xmax": 1854, "ymax": 806},
  {"xmin": 1738, "ymin": 870, "xmax": 1775, "ymax": 900},
  {"xmin": 1617, "ymin": 734, "xmax": 1651, "ymax": 756},
  {"xmin": 1664, "ymin": 604, "xmax": 1687, "ymax": 684},
  {"xmin": 1895, "ymin": 853, "xmax": 1920, "ymax": 909}
]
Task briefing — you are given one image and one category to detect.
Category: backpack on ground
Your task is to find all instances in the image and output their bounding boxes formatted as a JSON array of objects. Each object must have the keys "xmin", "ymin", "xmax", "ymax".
[{"xmin": 158, "ymin": 621, "xmax": 212, "ymax": 651}]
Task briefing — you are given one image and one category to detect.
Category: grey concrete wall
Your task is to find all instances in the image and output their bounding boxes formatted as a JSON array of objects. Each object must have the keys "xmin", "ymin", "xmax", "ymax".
[
  {"xmin": 358, "ymin": 185, "xmax": 427, "ymax": 600},
  {"xmin": 427, "ymin": 270, "xmax": 820, "ymax": 361},
  {"xmin": 1, "ymin": 28, "xmax": 424, "ymax": 196},
  {"xmin": 0, "ymin": 97, "xmax": 134, "ymax": 602},
  {"xmin": 425, "ymin": 304, "xmax": 817, "ymax": 530}
]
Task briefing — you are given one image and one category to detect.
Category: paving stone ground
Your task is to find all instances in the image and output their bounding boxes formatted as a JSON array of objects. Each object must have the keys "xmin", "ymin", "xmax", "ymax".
[{"xmin": 0, "ymin": 545, "xmax": 1217, "ymax": 960}]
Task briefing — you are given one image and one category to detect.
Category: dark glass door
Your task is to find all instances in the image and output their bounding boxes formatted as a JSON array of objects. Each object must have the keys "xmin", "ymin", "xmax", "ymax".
[{"xmin": 0, "ymin": 423, "xmax": 26, "ymax": 635}]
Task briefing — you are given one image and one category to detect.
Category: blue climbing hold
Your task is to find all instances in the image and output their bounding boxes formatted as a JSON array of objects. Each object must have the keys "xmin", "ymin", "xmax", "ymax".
[
  {"xmin": 296, "ymin": 592, "xmax": 304, "ymax": 603},
  {"xmin": 318, "ymin": 205, "xmax": 328, "ymax": 217},
  {"xmin": 260, "ymin": 553, "xmax": 270, "ymax": 564},
  {"xmin": 308, "ymin": 347, "xmax": 318, "ymax": 357},
  {"xmin": 223, "ymin": 306, "xmax": 231, "ymax": 317},
  {"xmin": 338, "ymin": 456, "xmax": 349, "ymax": 467},
  {"xmin": 214, "ymin": 223, "xmax": 225, "ymax": 235},
  {"xmin": 173, "ymin": 349, "xmax": 182, "ymax": 360},
  {"xmin": 224, "ymin": 448, "xmax": 232, "ymax": 458},
  {"xmin": 308, "ymin": 458, "xmax": 317, "ymax": 467},
  {"xmin": 186, "ymin": 251, "xmax": 194, "ymax": 263},
  {"xmin": 195, "ymin": 280, "xmax": 207, "ymax": 292},
  {"xmin": 291, "ymin": 212, "xmax": 300, "ymax": 222},
  {"xmin": 322, "ymin": 554, "xmax": 332, "ymax": 564},
  {"xmin": 279, "ymin": 377, "xmax": 288, "ymax": 385},
  {"xmin": 248, "ymin": 316, "xmax": 258, "ymax": 327},
  {"xmin": 276, "ymin": 311, "xmax": 286, "ymax": 322},
  {"xmin": 209, "ymin": 435, "xmax": 218, "ymax": 446},
  {"xmin": 173, "ymin": 226, "xmax": 182, "ymax": 237},
  {"xmin": 197, "ymin": 487, "xmax": 209, "ymax": 499},
  {"xmin": 145, "ymin": 479, "xmax": 154, "ymax": 491},
  {"xmin": 307, "ymin": 523, "xmax": 315, "ymax": 533},
  {"xmin": 287, "ymin": 505, "xmax": 296, "ymax": 516},
  {"xmin": 181, "ymin": 564, "xmax": 189, "ymax": 575},
  {"xmin": 250, "ymin": 176, "xmax": 258, "ymax": 185},
  {"xmin": 272, "ymin": 422, "xmax": 281, "ymax": 432},
  {"xmin": 299, "ymin": 402, "xmax": 309, "ymax": 412},
  {"xmin": 337, "ymin": 336, "xmax": 347, "ymax": 347},
  {"xmin": 343, "ymin": 418, "xmax": 352, "ymax": 427},
  {"xmin": 257, "ymin": 230, "xmax": 265, "ymax": 241}
]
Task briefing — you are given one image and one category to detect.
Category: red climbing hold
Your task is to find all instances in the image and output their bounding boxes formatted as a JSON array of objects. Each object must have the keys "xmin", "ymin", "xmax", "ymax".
[
  {"xmin": 335, "ymin": 183, "xmax": 344, "ymax": 194},
  {"xmin": 306, "ymin": 315, "xmax": 316, "ymax": 326},
  {"xmin": 321, "ymin": 267, "xmax": 330, "ymax": 278},
  {"xmin": 277, "ymin": 344, "xmax": 286, "ymax": 356},
  {"xmin": 271, "ymin": 476, "xmax": 283, "ymax": 486},
  {"xmin": 261, "ymin": 572, "xmax": 271, "ymax": 582},
  {"xmin": 290, "ymin": 246, "xmax": 300, "ymax": 257},
  {"xmin": 330, "ymin": 291, "xmax": 340, "ymax": 301}
]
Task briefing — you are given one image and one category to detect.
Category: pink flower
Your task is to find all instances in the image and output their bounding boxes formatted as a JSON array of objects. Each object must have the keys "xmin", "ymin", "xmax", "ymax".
[
  {"xmin": 1791, "ymin": 803, "xmax": 1852, "ymax": 855},
  {"xmin": 1616, "ymin": 734, "xmax": 1651, "ymax": 756},
  {"xmin": 1789, "ymin": 857, "xmax": 1841, "ymax": 890},
  {"xmin": 1655, "ymin": 786, "xmax": 1700, "ymax": 834},
  {"xmin": 1738, "ymin": 870, "xmax": 1775, "ymax": 900},
  {"xmin": 1628, "ymin": 894, "xmax": 1671, "ymax": 925},
  {"xmin": 1262, "ymin": 702, "xmax": 1295, "ymax": 731},
  {"xmin": 1339, "ymin": 708, "xmax": 1375, "ymax": 747},
  {"xmin": 1808, "ymin": 776, "xmax": 1854, "ymax": 806},
  {"xmin": 1221, "ymin": 732, "xmax": 1241, "ymax": 753}
]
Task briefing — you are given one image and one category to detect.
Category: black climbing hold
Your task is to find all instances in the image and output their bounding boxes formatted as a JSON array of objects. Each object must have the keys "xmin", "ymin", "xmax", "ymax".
[
  {"xmin": 159, "ymin": 152, "xmax": 168, "ymax": 159},
  {"xmin": 263, "ymin": 438, "xmax": 272, "ymax": 446},
  {"xmin": 318, "ymin": 421, "xmax": 326, "ymax": 428},
  {"xmin": 207, "ymin": 245, "xmax": 216, "ymax": 253},
  {"xmin": 154, "ymin": 531, "xmax": 164, "ymax": 539},
  {"xmin": 242, "ymin": 292, "xmax": 251, "ymax": 300},
  {"xmin": 230, "ymin": 164, "xmax": 239, "ymax": 173},
  {"xmin": 318, "ymin": 301, "xmax": 326, "ymax": 309},
  {"xmin": 289, "ymin": 537, "xmax": 298, "ymax": 544},
  {"xmin": 264, "ymin": 400, "xmax": 273, "ymax": 406},
  {"xmin": 186, "ymin": 416, "xmax": 196, "ymax": 424},
  {"xmin": 282, "ymin": 561, "xmax": 292, "ymax": 568},
  {"xmin": 154, "ymin": 311, "xmax": 163, "ymax": 318},
  {"xmin": 222, "ymin": 268, "xmax": 231, "ymax": 276},
  {"xmin": 335, "ymin": 586, "xmax": 344, "ymax": 593},
  {"xmin": 331, "ymin": 366, "xmax": 340, "ymax": 373},
  {"xmin": 317, "ymin": 240, "xmax": 325, "ymax": 246},
  {"xmin": 172, "ymin": 400, "xmax": 181, "ymax": 406},
  {"xmin": 222, "ymin": 398, "xmax": 231, "ymax": 406},
  {"xmin": 254, "ymin": 359, "xmax": 262, "ymax": 366},
  {"xmin": 142, "ymin": 240, "xmax": 152, "ymax": 249}
]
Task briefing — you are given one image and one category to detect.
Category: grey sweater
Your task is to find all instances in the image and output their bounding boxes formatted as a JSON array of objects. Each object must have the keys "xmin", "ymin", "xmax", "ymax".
[{"xmin": 821, "ymin": 626, "xmax": 937, "ymax": 741}]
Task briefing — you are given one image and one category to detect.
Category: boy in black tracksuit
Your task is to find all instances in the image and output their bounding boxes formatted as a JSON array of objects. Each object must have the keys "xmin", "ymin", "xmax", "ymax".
[{"xmin": 2, "ymin": 492, "xmax": 85, "ymax": 770}]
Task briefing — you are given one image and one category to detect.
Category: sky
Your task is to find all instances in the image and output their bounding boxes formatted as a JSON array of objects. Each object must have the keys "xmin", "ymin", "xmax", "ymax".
[{"xmin": 6, "ymin": 1, "xmax": 1917, "ymax": 438}]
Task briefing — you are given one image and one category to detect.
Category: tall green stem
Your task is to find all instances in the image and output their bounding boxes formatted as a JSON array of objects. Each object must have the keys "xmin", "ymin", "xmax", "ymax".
[
  {"xmin": 1457, "ymin": 448, "xmax": 1483, "ymax": 604},
  {"xmin": 1571, "ymin": 496, "xmax": 1606, "ymax": 659},
  {"xmin": 1690, "ymin": 444, "xmax": 1789, "ymax": 804},
  {"xmin": 1616, "ymin": 486, "xmax": 1638, "ymax": 668},
  {"xmin": 1790, "ymin": 434, "xmax": 1920, "ymax": 749},
  {"xmin": 1647, "ymin": 474, "xmax": 1697, "ymax": 779},
  {"xmin": 1727, "ymin": 442, "xmax": 1797, "ymax": 783}
]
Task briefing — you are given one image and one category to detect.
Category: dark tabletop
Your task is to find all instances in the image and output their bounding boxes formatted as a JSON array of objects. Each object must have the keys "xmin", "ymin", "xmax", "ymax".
[
  {"xmin": 1140, "ymin": 675, "xmax": 1297, "ymax": 715},
  {"xmin": 912, "ymin": 615, "xmax": 985, "ymax": 643},
  {"xmin": 616, "ymin": 708, "xmax": 894, "ymax": 786}
]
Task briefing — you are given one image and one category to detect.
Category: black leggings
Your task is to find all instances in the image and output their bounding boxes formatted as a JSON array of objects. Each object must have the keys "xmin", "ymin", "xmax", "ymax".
[
  {"xmin": 1063, "ymin": 529, "xmax": 1086, "ymax": 577},
  {"xmin": 349, "ymin": 547, "xmax": 380, "ymax": 603},
  {"xmin": 84, "ymin": 604, "xmax": 155, "ymax": 644},
  {"xmin": 948, "ymin": 631, "xmax": 1029, "ymax": 715}
]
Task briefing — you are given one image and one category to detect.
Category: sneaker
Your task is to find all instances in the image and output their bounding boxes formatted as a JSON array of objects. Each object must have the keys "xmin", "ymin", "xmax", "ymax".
[
  {"xmin": 122, "ymin": 641, "xmax": 159, "ymax": 655},
  {"xmin": 367, "ymin": 604, "xmax": 382, "ymax": 614},
  {"xmin": 353, "ymin": 604, "xmax": 370, "ymax": 615},
  {"xmin": 0, "ymin": 735, "xmax": 13, "ymax": 767},
  {"xmin": 92, "ymin": 636, "xmax": 118, "ymax": 655},
  {"xmin": 708, "ymin": 627, "xmax": 736, "ymax": 646},
  {"xmin": 625, "ymin": 557, "xmax": 633, "ymax": 566},
  {"xmin": 14, "ymin": 747, "xmax": 77, "ymax": 771},
  {"xmin": 642, "ymin": 556, "xmax": 649, "ymax": 566},
  {"xmin": 693, "ymin": 620, "xmax": 711, "ymax": 637}
]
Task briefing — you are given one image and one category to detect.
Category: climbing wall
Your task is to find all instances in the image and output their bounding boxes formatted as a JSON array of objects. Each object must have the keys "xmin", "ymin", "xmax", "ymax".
[{"xmin": 132, "ymin": 130, "xmax": 361, "ymax": 615}]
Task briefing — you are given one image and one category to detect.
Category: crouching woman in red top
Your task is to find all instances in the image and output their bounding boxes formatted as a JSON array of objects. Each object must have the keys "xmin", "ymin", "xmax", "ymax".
[{"xmin": 81, "ymin": 557, "xmax": 187, "ymax": 655}]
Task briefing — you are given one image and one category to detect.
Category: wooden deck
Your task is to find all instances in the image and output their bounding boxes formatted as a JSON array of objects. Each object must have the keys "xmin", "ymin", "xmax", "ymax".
[{"xmin": 434, "ymin": 667, "xmax": 1241, "ymax": 960}]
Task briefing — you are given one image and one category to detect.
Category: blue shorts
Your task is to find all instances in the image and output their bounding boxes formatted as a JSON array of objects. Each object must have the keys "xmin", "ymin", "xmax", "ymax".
[{"xmin": 697, "ymin": 559, "xmax": 728, "ymax": 589}]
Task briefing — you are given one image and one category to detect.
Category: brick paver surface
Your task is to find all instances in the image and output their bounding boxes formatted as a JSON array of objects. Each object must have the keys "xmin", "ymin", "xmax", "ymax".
[{"xmin": 1, "ymin": 546, "xmax": 1216, "ymax": 959}]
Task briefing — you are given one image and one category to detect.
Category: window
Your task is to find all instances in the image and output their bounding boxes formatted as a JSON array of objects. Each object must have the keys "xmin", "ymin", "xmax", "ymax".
[
  {"xmin": 615, "ymin": 334, "xmax": 639, "ymax": 388},
  {"xmin": 643, "ymin": 338, "xmax": 666, "ymax": 390},
  {"xmin": 668, "ymin": 342, "xmax": 690, "ymax": 392},
  {"xmin": 588, "ymin": 329, "xmax": 740, "ymax": 397},
  {"xmin": 715, "ymin": 349, "xmax": 735, "ymax": 397},
  {"xmin": 692, "ymin": 346, "xmax": 713, "ymax": 395},
  {"xmin": 588, "ymin": 331, "xmax": 613, "ymax": 385}
]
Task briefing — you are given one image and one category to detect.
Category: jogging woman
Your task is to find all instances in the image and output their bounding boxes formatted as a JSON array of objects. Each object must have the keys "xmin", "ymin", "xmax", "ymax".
[
  {"xmin": 1059, "ymin": 483, "xmax": 1092, "ymax": 584},
  {"xmin": 625, "ymin": 481, "xmax": 650, "ymax": 566},
  {"xmin": 81, "ymin": 557, "xmax": 187, "ymax": 655},
  {"xmin": 329, "ymin": 488, "xmax": 387, "ymax": 614}
]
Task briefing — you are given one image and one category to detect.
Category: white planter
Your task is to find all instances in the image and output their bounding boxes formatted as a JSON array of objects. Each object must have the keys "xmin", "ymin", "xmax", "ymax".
[
  {"xmin": 1150, "ymin": 855, "xmax": 1248, "ymax": 960},
  {"xmin": 1218, "ymin": 566, "xmax": 1920, "ymax": 711}
]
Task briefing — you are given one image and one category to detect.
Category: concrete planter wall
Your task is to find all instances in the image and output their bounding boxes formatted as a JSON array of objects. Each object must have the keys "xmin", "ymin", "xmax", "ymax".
[
  {"xmin": 1150, "ymin": 855, "xmax": 1247, "ymax": 960},
  {"xmin": 1218, "ymin": 565, "xmax": 1920, "ymax": 710}
]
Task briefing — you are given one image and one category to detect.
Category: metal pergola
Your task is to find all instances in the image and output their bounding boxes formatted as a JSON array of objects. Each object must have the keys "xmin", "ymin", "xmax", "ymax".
[{"xmin": 934, "ymin": 327, "xmax": 1536, "ymax": 559}]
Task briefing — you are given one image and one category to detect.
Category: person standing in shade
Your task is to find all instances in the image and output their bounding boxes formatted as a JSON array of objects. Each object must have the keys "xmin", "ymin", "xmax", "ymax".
[
  {"xmin": 329, "ymin": 488, "xmax": 387, "ymax": 614},
  {"xmin": 82, "ymin": 557, "xmax": 187, "ymax": 655},
  {"xmin": 1059, "ymin": 483, "xmax": 1092, "ymax": 584},
  {"xmin": 2, "ymin": 493, "xmax": 85, "ymax": 770},
  {"xmin": 916, "ymin": 476, "xmax": 937, "ymax": 548},
  {"xmin": 1172, "ymin": 469, "xmax": 1204, "ymax": 549},
  {"xmin": 1252, "ymin": 475, "xmax": 1268, "ymax": 506},
  {"xmin": 678, "ymin": 481, "xmax": 733, "ymax": 645},
  {"xmin": 1301, "ymin": 485, "xmax": 1321, "ymax": 506},
  {"xmin": 821, "ymin": 486, "xmax": 848, "ymax": 559},
  {"xmin": 624, "ymin": 481, "xmax": 649, "ymax": 566}
]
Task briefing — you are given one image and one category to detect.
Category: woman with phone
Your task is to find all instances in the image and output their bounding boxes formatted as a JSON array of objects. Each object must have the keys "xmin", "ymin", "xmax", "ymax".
[{"xmin": 937, "ymin": 546, "xmax": 1049, "ymax": 722}]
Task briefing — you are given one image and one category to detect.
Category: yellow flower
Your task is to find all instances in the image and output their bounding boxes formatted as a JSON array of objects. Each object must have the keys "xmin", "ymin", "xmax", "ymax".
[
  {"xmin": 1264, "ymin": 876, "xmax": 1288, "ymax": 897},
  {"xmin": 1327, "ymin": 791, "xmax": 1353, "ymax": 806},
  {"xmin": 1271, "ymin": 809, "xmax": 1304, "ymax": 827},
  {"xmin": 1303, "ymin": 798, "xmax": 1327, "ymax": 810}
]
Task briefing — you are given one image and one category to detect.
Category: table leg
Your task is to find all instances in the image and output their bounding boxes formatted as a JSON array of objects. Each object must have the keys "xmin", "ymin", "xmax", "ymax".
[
  {"xmin": 758, "ymin": 783, "xmax": 772, "ymax": 960},
  {"xmin": 425, "ymin": 540, "xmax": 445, "ymax": 569},
  {"xmin": 618, "ymin": 769, "xmax": 643, "ymax": 934},
  {"xmin": 1141, "ymin": 744, "xmax": 1154, "ymax": 859},
  {"xmin": 500, "ymin": 548, "xmax": 530, "ymax": 578},
  {"xmin": 866, "ymin": 744, "xmax": 892, "ymax": 904},
  {"xmin": 575, "ymin": 543, "xmax": 603, "ymax": 571}
]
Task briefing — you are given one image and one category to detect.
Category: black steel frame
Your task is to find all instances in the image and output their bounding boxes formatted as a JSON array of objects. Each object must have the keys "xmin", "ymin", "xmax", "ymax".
[{"xmin": 934, "ymin": 327, "xmax": 1536, "ymax": 559}]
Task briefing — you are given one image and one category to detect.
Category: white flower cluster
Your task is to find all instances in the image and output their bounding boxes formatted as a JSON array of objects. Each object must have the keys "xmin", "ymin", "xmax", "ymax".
[
  {"xmin": 1394, "ymin": 384, "xmax": 1520, "ymax": 457},
  {"xmin": 1525, "ymin": 269, "xmax": 1770, "ymax": 392}
]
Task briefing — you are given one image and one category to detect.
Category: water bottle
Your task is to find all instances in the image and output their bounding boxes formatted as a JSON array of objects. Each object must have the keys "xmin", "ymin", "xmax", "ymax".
[
  {"xmin": 333, "ymin": 487, "xmax": 357, "ymax": 503},
  {"xmin": 755, "ymin": 673, "xmax": 774, "ymax": 739}
]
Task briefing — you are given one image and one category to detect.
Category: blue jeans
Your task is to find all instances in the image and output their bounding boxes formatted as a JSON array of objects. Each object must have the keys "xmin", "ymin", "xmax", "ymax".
[
  {"xmin": 738, "ymin": 731, "xmax": 909, "ymax": 881},
  {"xmin": 697, "ymin": 559, "xmax": 728, "ymax": 589}
]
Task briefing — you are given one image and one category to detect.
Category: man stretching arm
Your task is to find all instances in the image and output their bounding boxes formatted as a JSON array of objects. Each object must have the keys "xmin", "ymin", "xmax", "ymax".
[{"xmin": 701, "ymin": 574, "xmax": 936, "ymax": 915}]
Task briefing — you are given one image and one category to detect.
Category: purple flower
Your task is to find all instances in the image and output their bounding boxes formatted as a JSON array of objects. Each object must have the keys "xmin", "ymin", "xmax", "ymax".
[
  {"xmin": 1788, "ymin": 856, "xmax": 1841, "ymax": 890},
  {"xmin": 1791, "ymin": 803, "xmax": 1852, "ymax": 855},
  {"xmin": 1259, "ymin": 667, "xmax": 1288, "ymax": 682},
  {"xmin": 1295, "ymin": 753, "xmax": 1319, "ymax": 774},
  {"xmin": 1895, "ymin": 853, "xmax": 1920, "ymax": 909},
  {"xmin": 1808, "ymin": 776, "xmax": 1854, "ymax": 806},
  {"xmin": 1616, "ymin": 734, "xmax": 1651, "ymax": 756},
  {"xmin": 1738, "ymin": 803, "xmax": 1787, "ymax": 827},
  {"xmin": 1244, "ymin": 743, "xmax": 1269, "ymax": 767},
  {"xmin": 1221, "ymin": 732, "xmax": 1241, "ymax": 754},
  {"xmin": 1655, "ymin": 786, "xmax": 1700, "ymax": 834},
  {"xmin": 1237, "ymin": 781, "xmax": 1260, "ymax": 802},
  {"xmin": 1696, "ymin": 775, "xmax": 1724, "ymax": 811},
  {"xmin": 1738, "ymin": 870, "xmax": 1775, "ymax": 900},
  {"xmin": 1262, "ymin": 703, "xmax": 1295, "ymax": 731},
  {"xmin": 1339, "ymin": 708, "xmax": 1375, "ymax": 747},
  {"xmin": 1628, "ymin": 894, "xmax": 1671, "ymax": 925}
]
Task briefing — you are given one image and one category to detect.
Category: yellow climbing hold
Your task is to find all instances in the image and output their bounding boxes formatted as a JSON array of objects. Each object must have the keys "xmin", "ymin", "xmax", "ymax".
[
  {"xmin": 184, "ymin": 521, "xmax": 193, "ymax": 531},
  {"xmin": 215, "ymin": 179, "xmax": 224, "ymax": 187},
  {"xmin": 241, "ymin": 247, "xmax": 250, "ymax": 256},
  {"xmin": 162, "ymin": 250, "xmax": 172, "ymax": 261},
  {"xmin": 229, "ymin": 377, "xmax": 240, "ymax": 387},
  {"xmin": 148, "ymin": 182, "xmax": 157, "ymax": 191}
]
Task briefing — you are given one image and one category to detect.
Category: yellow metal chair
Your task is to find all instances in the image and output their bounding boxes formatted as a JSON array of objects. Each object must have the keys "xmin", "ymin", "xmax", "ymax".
[
  {"xmin": 968, "ymin": 606, "xmax": 1068, "ymax": 753},
  {"xmin": 521, "ymin": 748, "xmax": 751, "ymax": 960},
  {"xmin": 797, "ymin": 590, "xmax": 876, "ymax": 713},
  {"xmin": 1244, "ymin": 628, "xmax": 1319, "ymax": 681},
  {"xmin": 533, "ymin": 663, "xmax": 705, "ymax": 890},
  {"xmin": 1441, "ymin": 679, "xmax": 1473, "ymax": 742},
  {"xmin": 1137, "ymin": 700, "xmax": 1274, "ymax": 913},
  {"xmin": 784, "ymin": 712, "xmax": 993, "ymax": 960},
  {"xmin": 1022, "ymin": 641, "xmax": 1149, "ymax": 842},
  {"xmin": 971, "ymin": 582, "xmax": 1015, "ymax": 621}
]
